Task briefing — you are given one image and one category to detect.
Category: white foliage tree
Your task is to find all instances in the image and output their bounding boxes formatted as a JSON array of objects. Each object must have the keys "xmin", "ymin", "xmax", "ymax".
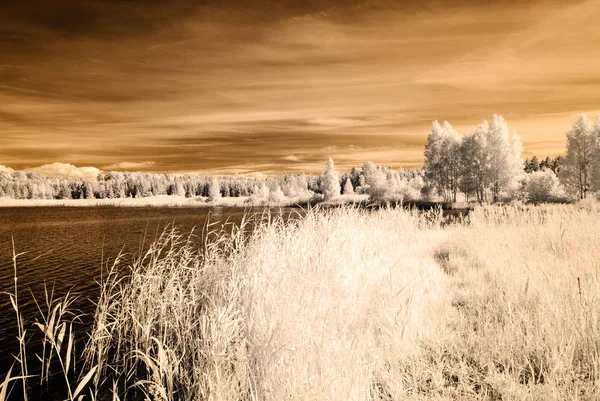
[
  {"xmin": 441, "ymin": 122, "xmax": 462, "ymax": 202},
  {"xmin": 281, "ymin": 175, "xmax": 299, "ymax": 197},
  {"xmin": 207, "ymin": 177, "xmax": 221, "ymax": 202},
  {"xmin": 247, "ymin": 181, "xmax": 269, "ymax": 204},
  {"xmin": 342, "ymin": 178, "xmax": 354, "ymax": 195},
  {"xmin": 322, "ymin": 157, "xmax": 341, "ymax": 201},
  {"xmin": 485, "ymin": 115, "xmax": 523, "ymax": 202},
  {"xmin": 268, "ymin": 181, "xmax": 286, "ymax": 204},
  {"xmin": 459, "ymin": 123, "xmax": 488, "ymax": 202},
  {"xmin": 505, "ymin": 133, "xmax": 525, "ymax": 199},
  {"xmin": 280, "ymin": 174, "xmax": 313, "ymax": 199},
  {"xmin": 361, "ymin": 161, "xmax": 388, "ymax": 201},
  {"xmin": 424, "ymin": 121, "xmax": 461, "ymax": 201},
  {"xmin": 175, "ymin": 181, "xmax": 186, "ymax": 197},
  {"xmin": 424, "ymin": 121, "xmax": 445, "ymax": 198},
  {"xmin": 256, "ymin": 181, "xmax": 270, "ymax": 199},
  {"xmin": 590, "ymin": 115, "xmax": 600, "ymax": 193},
  {"xmin": 390, "ymin": 174, "xmax": 420, "ymax": 200},
  {"xmin": 560, "ymin": 115, "xmax": 594, "ymax": 199}
]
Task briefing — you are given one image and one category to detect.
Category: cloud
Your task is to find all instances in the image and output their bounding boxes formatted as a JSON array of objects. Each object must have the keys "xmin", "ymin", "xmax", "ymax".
[
  {"xmin": 28, "ymin": 163, "xmax": 101, "ymax": 178},
  {"xmin": 0, "ymin": 0, "xmax": 596, "ymax": 174},
  {"xmin": 0, "ymin": 165, "xmax": 14, "ymax": 173},
  {"xmin": 283, "ymin": 155, "xmax": 302, "ymax": 162},
  {"xmin": 102, "ymin": 161, "xmax": 156, "ymax": 171}
]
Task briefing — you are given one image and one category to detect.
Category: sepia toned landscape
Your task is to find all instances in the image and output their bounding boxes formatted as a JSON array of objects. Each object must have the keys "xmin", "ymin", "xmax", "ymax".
[{"xmin": 2, "ymin": 1, "xmax": 600, "ymax": 400}]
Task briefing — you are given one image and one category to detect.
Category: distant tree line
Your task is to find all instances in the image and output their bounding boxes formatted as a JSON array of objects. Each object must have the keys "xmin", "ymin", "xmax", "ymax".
[
  {"xmin": 0, "ymin": 163, "xmax": 425, "ymax": 204},
  {"xmin": 0, "ymin": 171, "xmax": 263, "ymax": 200},
  {"xmin": 5, "ymin": 114, "xmax": 600, "ymax": 205}
]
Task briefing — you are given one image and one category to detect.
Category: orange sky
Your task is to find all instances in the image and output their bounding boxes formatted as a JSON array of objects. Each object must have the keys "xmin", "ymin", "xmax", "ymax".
[{"xmin": 1, "ymin": 0, "xmax": 599, "ymax": 175}]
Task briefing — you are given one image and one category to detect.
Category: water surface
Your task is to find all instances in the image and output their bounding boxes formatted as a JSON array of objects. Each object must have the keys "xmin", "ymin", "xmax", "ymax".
[{"xmin": 0, "ymin": 206, "xmax": 299, "ymax": 385}]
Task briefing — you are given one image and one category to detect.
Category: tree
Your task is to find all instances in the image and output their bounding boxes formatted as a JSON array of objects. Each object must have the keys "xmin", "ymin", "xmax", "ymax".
[
  {"xmin": 361, "ymin": 161, "xmax": 388, "ymax": 201},
  {"xmin": 173, "ymin": 180, "xmax": 186, "ymax": 197},
  {"xmin": 389, "ymin": 170, "xmax": 422, "ymax": 200},
  {"xmin": 485, "ymin": 115, "xmax": 523, "ymax": 202},
  {"xmin": 552, "ymin": 156, "xmax": 564, "ymax": 174},
  {"xmin": 539, "ymin": 156, "xmax": 550, "ymax": 171},
  {"xmin": 424, "ymin": 121, "xmax": 444, "ymax": 197},
  {"xmin": 342, "ymin": 178, "xmax": 354, "ymax": 195},
  {"xmin": 322, "ymin": 157, "xmax": 341, "ymax": 201},
  {"xmin": 424, "ymin": 121, "xmax": 461, "ymax": 201},
  {"xmin": 524, "ymin": 156, "xmax": 540, "ymax": 173},
  {"xmin": 437, "ymin": 122, "xmax": 462, "ymax": 201},
  {"xmin": 591, "ymin": 115, "xmax": 600, "ymax": 193},
  {"xmin": 81, "ymin": 181, "xmax": 95, "ymax": 199},
  {"xmin": 560, "ymin": 115, "xmax": 593, "ymax": 199},
  {"xmin": 267, "ymin": 181, "xmax": 286, "ymax": 204},
  {"xmin": 459, "ymin": 123, "xmax": 488, "ymax": 202},
  {"xmin": 247, "ymin": 181, "xmax": 269, "ymax": 204},
  {"xmin": 207, "ymin": 177, "xmax": 221, "ymax": 202}
]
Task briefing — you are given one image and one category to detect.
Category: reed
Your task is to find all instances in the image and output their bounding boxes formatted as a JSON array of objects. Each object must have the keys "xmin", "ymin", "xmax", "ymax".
[
  {"xmin": 3, "ymin": 203, "xmax": 600, "ymax": 400},
  {"xmin": 1, "ymin": 246, "xmax": 98, "ymax": 401}
]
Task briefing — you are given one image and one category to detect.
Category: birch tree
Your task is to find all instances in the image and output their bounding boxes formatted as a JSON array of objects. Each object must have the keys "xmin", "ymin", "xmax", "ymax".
[
  {"xmin": 459, "ymin": 123, "xmax": 488, "ymax": 202},
  {"xmin": 560, "ymin": 115, "xmax": 593, "ymax": 199},
  {"xmin": 424, "ymin": 121, "xmax": 461, "ymax": 201},
  {"xmin": 485, "ymin": 115, "xmax": 523, "ymax": 202},
  {"xmin": 590, "ymin": 115, "xmax": 600, "ymax": 193}
]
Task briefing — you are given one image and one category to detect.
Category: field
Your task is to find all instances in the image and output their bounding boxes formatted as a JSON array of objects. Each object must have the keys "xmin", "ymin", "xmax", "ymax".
[{"xmin": 3, "ymin": 201, "xmax": 600, "ymax": 400}]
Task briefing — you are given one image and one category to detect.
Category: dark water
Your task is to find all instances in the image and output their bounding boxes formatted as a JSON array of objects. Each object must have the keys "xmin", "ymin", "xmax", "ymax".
[{"xmin": 0, "ymin": 206, "xmax": 299, "ymax": 396}]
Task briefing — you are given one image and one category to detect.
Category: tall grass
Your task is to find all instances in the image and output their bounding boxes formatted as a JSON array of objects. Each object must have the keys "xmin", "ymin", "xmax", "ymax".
[
  {"xmin": 81, "ymin": 207, "xmax": 449, "ymax": 400},
  {"xmin": 1, "ymin": 246, "xmax": 97, "ymax": 401},
  {"xmin": 435, "ymin": 203, "xmax": 600, "ymax": 400},
  {"xmin": 3, "ymin": 203, "xmax": 600, "ymax": 400}
]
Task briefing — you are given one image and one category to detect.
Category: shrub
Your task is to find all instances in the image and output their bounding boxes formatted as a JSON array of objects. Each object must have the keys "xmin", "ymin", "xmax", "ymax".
[{"xmin": 522, "ymin": 169, "xmax": 567, "ymax": 203}]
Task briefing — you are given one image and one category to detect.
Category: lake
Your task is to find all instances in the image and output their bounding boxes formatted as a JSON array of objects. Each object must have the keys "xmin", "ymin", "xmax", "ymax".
[{"xmin": 0, "ymin": 206, "xmax": 300, "ymax": 390}]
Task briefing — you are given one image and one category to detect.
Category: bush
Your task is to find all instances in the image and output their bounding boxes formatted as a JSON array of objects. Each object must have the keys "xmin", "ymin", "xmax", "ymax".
[{"xmin": 522, "ymin": 169, "xmax": 567, "ymax": 203}]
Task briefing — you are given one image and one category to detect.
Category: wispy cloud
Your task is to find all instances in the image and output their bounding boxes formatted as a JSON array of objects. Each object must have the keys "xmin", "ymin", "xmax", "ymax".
[
  {"xmin": 283, "ymin": 155, "xmax": 302, "ymax": 162},
  {"xmin": 102, "ymin": 161, "xmax": 156, "ymax": 171}
]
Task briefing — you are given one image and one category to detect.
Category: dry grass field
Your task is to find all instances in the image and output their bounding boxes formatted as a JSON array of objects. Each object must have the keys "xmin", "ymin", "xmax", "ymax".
[{"xmin": 3, "ymin": 202, "xmax": 600, "ymax": 400}]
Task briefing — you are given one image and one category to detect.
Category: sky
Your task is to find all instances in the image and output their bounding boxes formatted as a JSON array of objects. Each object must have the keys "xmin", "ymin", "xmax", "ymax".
[{"xmin": 1, "ymin": 0, "xmax": 600, "ymax": 176}]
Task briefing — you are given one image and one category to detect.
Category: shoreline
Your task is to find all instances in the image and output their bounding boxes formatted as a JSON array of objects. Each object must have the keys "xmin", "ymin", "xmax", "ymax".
[
  {"xmin": 0, "ymin": 194, "xmax": 371, "ymax": 208},
  {"xmin": 4, "ymin": 195, "xmax": 556, "ymax": 213}
]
